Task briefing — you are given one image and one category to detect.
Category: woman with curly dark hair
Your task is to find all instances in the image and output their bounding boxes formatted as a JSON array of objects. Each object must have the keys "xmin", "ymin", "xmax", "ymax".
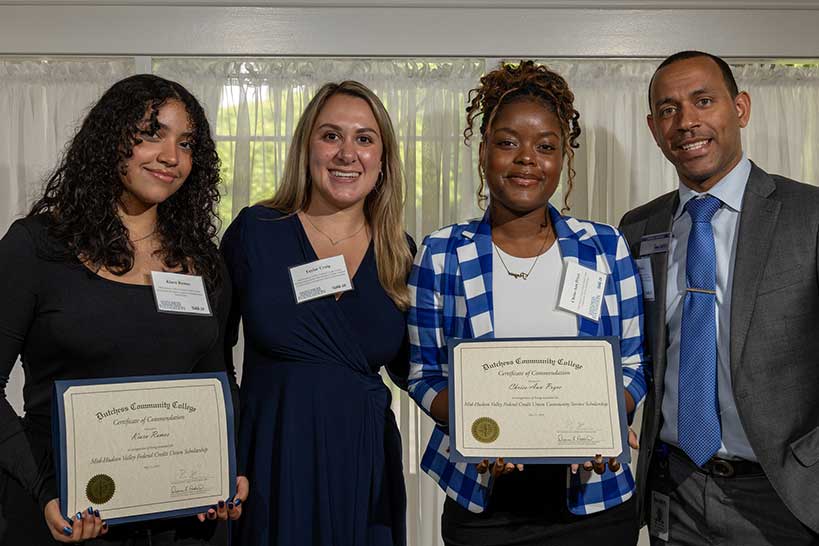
[
  {"xmin": 0, "ymin": 74, "xmax": 247, "ymax": 545},
  {"xmin": 407, "ymin": 61, "xmax": 647, "ymax": 545}
]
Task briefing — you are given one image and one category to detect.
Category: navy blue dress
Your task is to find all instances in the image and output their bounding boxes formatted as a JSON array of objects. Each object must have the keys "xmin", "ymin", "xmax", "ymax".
[{"xmin": 221, "ymin": 206, "xmax": 409, "ymax": 546}]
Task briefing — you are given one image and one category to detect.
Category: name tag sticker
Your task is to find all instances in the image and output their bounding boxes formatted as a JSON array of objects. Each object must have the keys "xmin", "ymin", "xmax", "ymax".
[
  {"xmin": 650, "ymin": 491, "xmax": 670, "ymax": 542},
  {"xmin": 289, "ymin": 254, "xmax": 352, "ymax": 304},
  {"xmin": 558, "ymin": 261, "xmax": 607, "ymax": 322},
  {"xmin": 635, "ymin": 257, "xmax": 656, "ymax": 301},
  {"xmin": 639, "ymin": 232, "xmax": 670, "ymax": 256},
  {"xmin": 151, "ymin": 271, "xmax": 212, "ymax": 316}
]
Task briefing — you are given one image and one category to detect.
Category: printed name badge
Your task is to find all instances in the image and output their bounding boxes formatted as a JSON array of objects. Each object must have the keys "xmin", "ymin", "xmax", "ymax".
[
  {"xmin": 650, "ymin": 491, "xmax": 670, "ymax": 542},
  {"xmin": 558, "ymin": 261, "xmax": 607, "ymax": 322},
  {"xmin": 289, "ymin": 254, "xmax": 353, "ymax": 304},
  {"xmin": 635, "ymin": 257, "xmax": 656, "ymax": 301},
  {"xmin": 150, "ymin": 271, "xmax": 212, "ymax": 316},
  {"xmin": 640, "ymin": 232, "xmax": 670, "ymax": 256}
]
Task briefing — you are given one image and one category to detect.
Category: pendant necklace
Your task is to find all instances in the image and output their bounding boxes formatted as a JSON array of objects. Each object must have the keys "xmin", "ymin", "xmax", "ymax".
[
  {"xmin": 304, "ymin": 213, "xmax": 367, "ymax": 246},
  {"xmin": 494, "ymin": 227, "xmax": 552, "ymax": 281},
  {"xmin": 129, "ymin": 230, "xmax": 156, "ymax": 243}
]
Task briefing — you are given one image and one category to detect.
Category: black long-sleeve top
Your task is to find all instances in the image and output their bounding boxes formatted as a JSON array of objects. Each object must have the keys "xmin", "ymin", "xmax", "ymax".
[{"xmin": 0, "ymin": 215, "xmax": 236, "ymax": 523}]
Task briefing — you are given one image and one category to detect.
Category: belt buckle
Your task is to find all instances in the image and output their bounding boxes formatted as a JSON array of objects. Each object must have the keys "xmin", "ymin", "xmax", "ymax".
[{"xmin": 710, "ymin": 458, "xmax": 735, "ymax": 478}]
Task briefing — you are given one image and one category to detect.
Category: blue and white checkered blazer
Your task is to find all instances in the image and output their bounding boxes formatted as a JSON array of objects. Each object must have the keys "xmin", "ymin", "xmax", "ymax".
[{"xmin": 407, "ymin": 204, "xmax": 648, "ymax": 514}]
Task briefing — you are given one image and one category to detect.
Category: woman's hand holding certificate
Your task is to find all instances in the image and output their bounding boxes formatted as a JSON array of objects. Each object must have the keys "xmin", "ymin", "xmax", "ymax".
[
  {"xmin": 196, "ymin": 475, "xmax": 248, "ymax": 522},
  {"xmin": 52, "ymin": 373, "xmax": 237, "ymax": 526},
  {"xmin": 43, "ymin": 499, "xmax": 108, "ymax": 542}
]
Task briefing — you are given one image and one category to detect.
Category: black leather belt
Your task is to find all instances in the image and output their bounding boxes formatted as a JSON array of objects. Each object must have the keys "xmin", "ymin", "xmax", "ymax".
[{"xmin": 664, "ymin": 443, "xmax": 764, "ymax": 478}]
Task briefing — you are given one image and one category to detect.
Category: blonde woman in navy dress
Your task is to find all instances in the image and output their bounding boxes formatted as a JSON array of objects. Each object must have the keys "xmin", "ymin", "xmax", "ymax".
[{"xmin": 222, "ymin": 81, "xmax": 414, "ymax": 546}]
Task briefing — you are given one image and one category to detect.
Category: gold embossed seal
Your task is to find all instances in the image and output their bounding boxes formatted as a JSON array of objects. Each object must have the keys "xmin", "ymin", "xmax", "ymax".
[
  {"xmin": 471, "ymin": 417, "xmax": 500, "ymax": 443},
  {"xmin": 86, "ymin": 474, "xmax": 115, "ymax": 505}
]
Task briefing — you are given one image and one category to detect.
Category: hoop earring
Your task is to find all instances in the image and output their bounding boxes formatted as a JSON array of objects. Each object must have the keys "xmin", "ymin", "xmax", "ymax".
[{"xmin": 477, "ymin": 164, "xmax": 488, "ymax": 208}]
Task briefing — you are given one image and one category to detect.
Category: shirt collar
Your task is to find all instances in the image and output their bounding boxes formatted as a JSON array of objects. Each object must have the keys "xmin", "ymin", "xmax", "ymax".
[
  {"xmin": 470, "ymin": 203, "xmax": 589, "ymax": 243},
  {"xmin": 674, "ymin": 153, "xmax": 751, "ymax": 220}
]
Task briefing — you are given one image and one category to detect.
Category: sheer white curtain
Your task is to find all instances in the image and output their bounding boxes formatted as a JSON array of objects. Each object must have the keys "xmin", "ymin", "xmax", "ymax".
[
  {"xmin": 737, "ymin": 63, "xmax": 819, "ymax": 185},
  {"xmin": 545, "ymin": 59, "xmax": 819, "ymax": 227},
  {"xmin": 153, "ymin": 58, "xmax": 485, "ymax": 233},
  {"xmin": 4, "ymin": 56, "xmax": 818, "ymax": 545},
  {"xmin": 0, "ymin": 58, "xmax": 135, "ymax": 415},
  {"xmin": 153, "ymin": 57, "xmax": 485, "ymax": 546},
  {"xmin": 0, "ymin": 58, "xmax": 135, "ymax": 232},
  {"xmin": 152, "ymin": 57, "xmax": 819, "ymax": 546}
]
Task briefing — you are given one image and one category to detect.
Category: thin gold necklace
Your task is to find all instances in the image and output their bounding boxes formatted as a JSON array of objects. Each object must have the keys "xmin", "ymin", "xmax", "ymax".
[
  {"xmin": 494, "ymin": 229, "xmax": 552, "ymax": 281},
  {"xmin": 129, "ymin": 230, "xmax": 156, "ymax": 243},
  {"xmin": 303, "ymin": 213, "xmax": 367, "ymax": 246}
]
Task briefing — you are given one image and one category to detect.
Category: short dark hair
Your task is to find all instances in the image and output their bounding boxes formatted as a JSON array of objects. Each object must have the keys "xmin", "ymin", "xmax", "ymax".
[{"xmin": 648, "ymin": 51, "xmax": 739, "ymax": 111}]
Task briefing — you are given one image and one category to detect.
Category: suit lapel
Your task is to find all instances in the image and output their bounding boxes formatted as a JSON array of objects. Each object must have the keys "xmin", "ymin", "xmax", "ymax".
[
  {"xmin": 457, "ymin": 215, "xmax": 495, "ymax": 338},
  {"xmin": 552, "ymin": 208, "xmax": 610, "ymax": 337},
  {"xmin": 641, "ymin": 192, "xmax": 678, "ymax": 406},
  {"xmin": 730, "ymin": 164, "xmax": 780, "ymax": 379}
]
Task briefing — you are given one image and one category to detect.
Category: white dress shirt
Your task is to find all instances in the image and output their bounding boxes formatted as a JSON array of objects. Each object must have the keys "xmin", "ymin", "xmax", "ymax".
[{"xmin": 660, "ymin": 154, "xmax": 758, "ymax": 461}]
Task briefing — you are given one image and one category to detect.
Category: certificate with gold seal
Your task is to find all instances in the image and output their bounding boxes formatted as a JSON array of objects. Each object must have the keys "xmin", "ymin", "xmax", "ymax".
[
  {"xmin": 52, "ymin": 373, "xmax": 236, "ymax": 525},
  {"xmin": 447, "ymin": 337, "xmax": 630, "ymax": 464}
]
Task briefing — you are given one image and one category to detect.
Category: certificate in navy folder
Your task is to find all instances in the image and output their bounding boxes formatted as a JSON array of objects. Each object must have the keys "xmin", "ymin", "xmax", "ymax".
[
  {"xmin": 52, "ymin": 372, "xmax": 236, "ymax": 525},
  {"xmin": 447, "ymin": 337, "xmax": 631, "ymax": 464}
]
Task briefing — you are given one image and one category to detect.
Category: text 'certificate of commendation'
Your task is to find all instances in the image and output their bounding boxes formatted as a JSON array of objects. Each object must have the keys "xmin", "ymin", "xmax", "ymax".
[
  {"xmin": 53, "ymin": 373, "xmax": 236, "ymax": 525},
  {"xmin": 447, "ymin": 337, "xmax": 629, "ymax": 464}
]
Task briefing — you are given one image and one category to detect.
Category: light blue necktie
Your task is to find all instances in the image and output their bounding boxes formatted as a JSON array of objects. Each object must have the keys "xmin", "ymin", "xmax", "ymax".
[{"xmin": 678, "ymin": 195, "xmax": 722, "ymax": 467}]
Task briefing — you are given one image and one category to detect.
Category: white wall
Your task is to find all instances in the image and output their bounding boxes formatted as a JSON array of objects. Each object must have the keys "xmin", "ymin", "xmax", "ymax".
[{"xmin": 2, "ymin": 2, "xmax": 819, "ymax": 58}]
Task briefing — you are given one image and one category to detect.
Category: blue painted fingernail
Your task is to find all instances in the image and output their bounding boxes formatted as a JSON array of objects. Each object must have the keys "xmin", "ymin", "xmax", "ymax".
[
  {"xmin": 234, "ymin": 498, "xmax": 241, "ymax": 506},
  {"xmin": 228, "ymin": 502, "xmax": 234, "ymax": 510},
  {"xmin": 76, "ymin": 511, "xmax": 83, "ymax": 520},
  {"xmin": 218, "ymin": 500, "xmax": 225, "ymax": 508},
  {"xmin": 88, "ymin": 506, "xmax": 94, "ymax": 515},
  {"xmin": 94, "ymin": 509, "xmax": 100, "ymax": 518},
  {"xmin": 63, "ymin": 526, "xmax": 73, "ymax": 536}
]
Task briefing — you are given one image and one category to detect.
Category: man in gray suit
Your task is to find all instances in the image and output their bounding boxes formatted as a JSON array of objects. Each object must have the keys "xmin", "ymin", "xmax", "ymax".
[{"xmin": 619, "ymin": 50, "xmax": 819, "ymax": 544}]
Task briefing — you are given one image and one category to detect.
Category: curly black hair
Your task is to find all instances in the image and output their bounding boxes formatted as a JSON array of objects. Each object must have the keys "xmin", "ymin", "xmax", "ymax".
[
  {"xmin": 464, "ymin": 60, "xmax": 581, "ymax": 211},
  {"xmin": 29, "ymin": 74, "xmax": 222, "ymax": 289}
]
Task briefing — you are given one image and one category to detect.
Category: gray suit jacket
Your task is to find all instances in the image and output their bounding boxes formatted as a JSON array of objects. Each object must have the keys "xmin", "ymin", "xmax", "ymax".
[{"xmin": 619, "ymin": 162, "xmax": 819, "ymax": 533}]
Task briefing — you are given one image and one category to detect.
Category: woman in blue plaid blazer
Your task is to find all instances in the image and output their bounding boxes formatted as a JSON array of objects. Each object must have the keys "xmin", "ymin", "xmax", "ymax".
[{"xmin": 407, "ymin": 61, "xmax": 648, "ymax": 545}]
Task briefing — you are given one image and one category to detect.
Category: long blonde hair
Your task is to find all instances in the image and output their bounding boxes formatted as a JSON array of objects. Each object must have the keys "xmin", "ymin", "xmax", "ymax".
[{"xmin": 261, "ymin": 81, "xmax": 412, "ymax": 310}]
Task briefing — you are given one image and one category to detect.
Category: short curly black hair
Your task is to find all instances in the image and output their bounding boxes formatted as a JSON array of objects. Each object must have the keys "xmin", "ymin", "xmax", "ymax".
[
  {"xmin": 29, "ymin": 74, "xmax": 222, "ymax": 289},
  {"xmin": 465, "ymin": 60, "xmax": 581, "ymax": 211}
]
